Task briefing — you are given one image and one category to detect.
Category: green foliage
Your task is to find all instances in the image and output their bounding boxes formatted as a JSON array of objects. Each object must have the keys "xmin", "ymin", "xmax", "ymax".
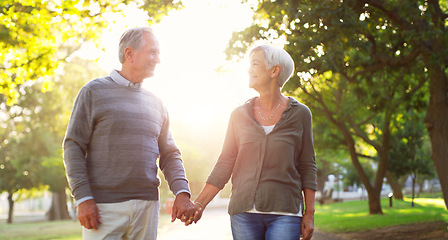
[
  {"xmin": 388, "ymin": 110, "xmax": 434, "ymax": 180},
  {"xmin": 343, "ymin": 157, "xmax": 375, "ymax": 188},
  {"xmin": 0, "ymin": 58, "xmax": 106, "ymax": 209},
  {"xmin": 0, "ymin": 0, "xmax": 182, "ymax": 105}
]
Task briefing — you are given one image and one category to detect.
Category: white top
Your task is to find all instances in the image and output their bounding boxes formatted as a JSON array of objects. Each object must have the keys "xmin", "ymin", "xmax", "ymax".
[{"xmin": 261, "ymin": 125, "xmax": 275, "ymax": 134}]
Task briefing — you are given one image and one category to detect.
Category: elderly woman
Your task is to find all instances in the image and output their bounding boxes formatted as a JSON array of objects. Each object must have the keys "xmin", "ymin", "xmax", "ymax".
[{"xmin": 190, "ymin": 45, "xmax": 317, "ymax": 240}]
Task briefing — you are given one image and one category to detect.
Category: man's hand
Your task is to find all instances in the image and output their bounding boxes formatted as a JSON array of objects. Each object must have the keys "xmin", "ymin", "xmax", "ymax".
[
  {"xmin": 77, "ymin": 199, "xmax": 102, "ymax": 230},
  {"xmin": 171, "ymin": 192, "xmax": 197, "ymax": 225},
  {"xmin": 301, "ymin": 212, "xmax": 315, "ymax": 240}
]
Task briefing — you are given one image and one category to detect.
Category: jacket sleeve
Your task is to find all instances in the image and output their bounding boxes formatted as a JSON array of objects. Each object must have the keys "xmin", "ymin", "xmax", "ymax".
[
  {"xmin": 297, "ymin": 106, "xmax": 317, "ymax": 191},
  {"xmin": 206, "ymin": 111, "xmax": 239, "ymax": 190},
  {"xmin": 63, "ymin": 86, "xmax": 95, "ymax": 201},
  {"xmin": 158, "ymin": 107, "xmax": 191, "ymax": 196}
]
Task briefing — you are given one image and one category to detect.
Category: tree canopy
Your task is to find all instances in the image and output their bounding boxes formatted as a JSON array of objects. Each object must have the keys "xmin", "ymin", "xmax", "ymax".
[
  {"xmin": 228, "ymin": 0, "xmax": 447, "ymax": 212},
  {"xmin": 0, "ymin": 0, "xmax": 182, "ymax": 105}
]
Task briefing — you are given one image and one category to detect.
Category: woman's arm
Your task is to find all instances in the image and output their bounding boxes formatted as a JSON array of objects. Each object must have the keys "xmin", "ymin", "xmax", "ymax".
[
  {"xmin": 184, "ymin": 183, "xmax": 220, "ymax": 225},
  {"xmin": 301, "ymin": 188, "xmax": 316, "ymax": 240}
]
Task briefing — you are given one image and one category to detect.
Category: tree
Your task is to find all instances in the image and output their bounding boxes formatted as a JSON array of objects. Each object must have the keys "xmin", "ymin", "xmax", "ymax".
[
  {"xmin": 389, "ymin": 110, "xmax": 434, "ymax": 206},
  {"xmin": 228, "ymin": 0, "xmax": 447, "ymax": 211},
  {"xmin": 1, "ymin": 0, "xmax": 183, "ymax": 222},
  {"xmin": 312, "ymin": 111, "xmax": 352, "ymax": 193},
  {"xmin": 0, "ymin": 120, "xmax": 44, "ymax": 223},
  {"xmin": 0, "ymin": 0, "xmax": 182, "ymax": 105}
]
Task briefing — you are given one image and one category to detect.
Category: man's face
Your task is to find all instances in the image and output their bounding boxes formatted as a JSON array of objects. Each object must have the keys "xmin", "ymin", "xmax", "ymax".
[{"xmin": 132, "ymin": 32, "xmax": 161, "ymax": 79}]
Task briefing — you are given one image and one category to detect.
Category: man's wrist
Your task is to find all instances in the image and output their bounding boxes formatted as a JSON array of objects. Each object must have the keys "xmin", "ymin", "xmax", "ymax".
[
  {"xmin": 76, "ymin": 196, "xmax": 94, "ymax": 206},
  {"xmin": 175, "ymin": 190, "xmax": 191, "ymax": 198}
]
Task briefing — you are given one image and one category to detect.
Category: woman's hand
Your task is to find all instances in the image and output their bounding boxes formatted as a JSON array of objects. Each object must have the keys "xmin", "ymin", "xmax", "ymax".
[
  {"xmin": 301, "ymin": 212, "xmax": 315, "ymax": 240},
  {"xmin": 184, "ymin": 202, "xmax": 204, "ymax": 226}
]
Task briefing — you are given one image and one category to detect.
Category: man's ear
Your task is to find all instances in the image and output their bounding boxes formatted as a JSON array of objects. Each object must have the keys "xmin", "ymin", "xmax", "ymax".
[{"xmin": 125, "ymin": 47, "xmax": 134, "ymax": 63}]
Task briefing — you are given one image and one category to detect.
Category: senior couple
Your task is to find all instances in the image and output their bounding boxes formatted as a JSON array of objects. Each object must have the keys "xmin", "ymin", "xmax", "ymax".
[{"xmin": 63, "ymin": 26, "xmax": 317, "ymax": 240}]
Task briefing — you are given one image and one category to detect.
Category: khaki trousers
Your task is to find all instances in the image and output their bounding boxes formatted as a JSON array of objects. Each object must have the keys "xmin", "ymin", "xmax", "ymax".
[{"xmin": 82, "ymin": 200, "xmax": 159, "ymax": 240}]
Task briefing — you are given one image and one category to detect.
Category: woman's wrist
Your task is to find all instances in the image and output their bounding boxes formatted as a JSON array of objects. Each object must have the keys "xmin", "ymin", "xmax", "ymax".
[
  {"xmin": 194, "ymin": 201, "xmax": 204, "ymax": 209},
  {"xmin": 304, "ymin": 209, "xmax": 315, "ymax": 215}
]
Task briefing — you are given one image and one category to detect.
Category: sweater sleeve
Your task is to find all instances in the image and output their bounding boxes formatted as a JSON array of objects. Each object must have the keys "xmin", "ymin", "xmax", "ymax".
[
  {"xmin": 63, "ymin": 86, "xmax": 95, "ymax": 201},
  {"xmin": 158, "ymin": 108, "xmax": 191, "ymax": 196},
  {"xmin": 206, "ymin": 111, "xmax": 239, "ymax": 189},
  {"xmin": 297, "ymin": 107, "xmax": 318, "ymax": 191}
]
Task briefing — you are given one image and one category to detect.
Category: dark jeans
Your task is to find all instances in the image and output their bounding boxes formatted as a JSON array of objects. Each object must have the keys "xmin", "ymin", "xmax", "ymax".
[{"xmin": 230, "ymin": 212, "xmax": 302, "ymax": 240}]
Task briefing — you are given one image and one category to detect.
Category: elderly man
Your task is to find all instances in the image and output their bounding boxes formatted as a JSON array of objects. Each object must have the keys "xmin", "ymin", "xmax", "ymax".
[{"xmin": 63, "ymin": 27, "xmax": 196, "ymax": 239}]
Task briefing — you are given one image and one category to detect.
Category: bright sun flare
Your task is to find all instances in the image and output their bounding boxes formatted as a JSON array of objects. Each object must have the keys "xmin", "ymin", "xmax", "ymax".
[{"xmin": 85, "ymin": 0, "xmax": 257, "ymax": 132}]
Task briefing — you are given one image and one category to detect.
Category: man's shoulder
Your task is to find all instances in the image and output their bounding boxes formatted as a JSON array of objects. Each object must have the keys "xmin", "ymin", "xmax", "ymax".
[
  {"xmin": 83, "ymin": 76, "xmax": 113, "ymax": 90},
  {"xmin": 140, "ymin": 88, "xmax": 165, "ymax": 106}
]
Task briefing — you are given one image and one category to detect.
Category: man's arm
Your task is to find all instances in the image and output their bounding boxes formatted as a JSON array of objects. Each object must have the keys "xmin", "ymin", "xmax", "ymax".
[{"xmin": 63, "ymin": 86, "xmax": 98, "ymax": 229}]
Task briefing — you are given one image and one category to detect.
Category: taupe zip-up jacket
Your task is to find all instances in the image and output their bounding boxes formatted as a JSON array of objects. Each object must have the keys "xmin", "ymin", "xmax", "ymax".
[{"xmin": 207, "ymin": 97, "xmax": 317, "ymax": 215}]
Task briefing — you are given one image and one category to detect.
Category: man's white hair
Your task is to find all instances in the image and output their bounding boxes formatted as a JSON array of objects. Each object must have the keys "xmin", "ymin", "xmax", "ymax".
[{"xmin": 118, "ymin": 27, "xmax": 154, "ymax": 64}]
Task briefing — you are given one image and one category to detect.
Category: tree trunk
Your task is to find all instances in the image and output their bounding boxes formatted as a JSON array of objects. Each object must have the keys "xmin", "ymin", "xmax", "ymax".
[
  {"xmin": 418, "ymin": 180, "xmax": 424, "ymax": 197},
  {"xmin": 411, "ymin": 176, "xmax": 416, "ymax": 207},
  {"xmin": 386, "ymin": 171, "xmax": 404, "ymax": 200},
  {"xmin": 367, "ymin": 190, "xmax": 382, "ymax": 214},
  {"xmin": 427, "ymin": 112, "xmax": 448, "ymax": 210},
  {"xmin": 7, "ymin": 192, "xmax": 14, "ymax": 224},
  {"xmin": 340, "ymin": 125, "xmax": 383, "ymax": 214},
  {"xmin": 423, "ymin": 53, "xmax": 448, "ymax": 210},
  {"xmin": 46, "ymin": 190, "xmax": 71, "ymax": 221}
]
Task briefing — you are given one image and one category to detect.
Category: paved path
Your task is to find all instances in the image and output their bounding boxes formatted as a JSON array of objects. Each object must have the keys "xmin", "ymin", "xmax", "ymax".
[
  {"xmin": 2, "ymin": 198, "xmax": 344, "ymax": 239},
  {"xmin": 158, "ymin": 200, "xmax": 343, "ymax": 240},
  {"xmin": 158, "ymin": 207, "xmax": 233, "ymax": 240}
]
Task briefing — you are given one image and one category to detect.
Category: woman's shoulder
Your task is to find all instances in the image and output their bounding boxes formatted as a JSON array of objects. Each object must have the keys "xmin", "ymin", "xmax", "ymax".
[
  {"xmin": 288, "ymin": 97, "xmax": 312, "ymax": 116},
  {"xmin": 229, "ymin": 97, "xmax": 256, "ymax": 118}
]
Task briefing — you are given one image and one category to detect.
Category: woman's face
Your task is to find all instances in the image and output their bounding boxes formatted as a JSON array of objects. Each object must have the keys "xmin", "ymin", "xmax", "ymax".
[{"xmin": 248, "ymin": 50, "xmax": 272, "ymax": 89}]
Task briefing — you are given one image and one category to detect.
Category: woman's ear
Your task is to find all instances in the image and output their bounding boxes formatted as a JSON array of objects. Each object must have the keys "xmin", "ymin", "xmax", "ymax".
[{"xmin": 271, "ymin": 65, "xmax": 281, "ymax": 78}]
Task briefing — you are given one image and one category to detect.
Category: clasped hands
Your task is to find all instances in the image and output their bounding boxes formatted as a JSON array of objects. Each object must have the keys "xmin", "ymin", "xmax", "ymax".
[{"xmin": 171, "ymin": 192, "xmax": 203, "ymax": 226}]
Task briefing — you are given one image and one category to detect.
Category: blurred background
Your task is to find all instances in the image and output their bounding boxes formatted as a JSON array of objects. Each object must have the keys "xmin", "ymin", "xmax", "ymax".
[{"xmin": 0, "ymin": 0, "xmax": 447, "ymax": 239}]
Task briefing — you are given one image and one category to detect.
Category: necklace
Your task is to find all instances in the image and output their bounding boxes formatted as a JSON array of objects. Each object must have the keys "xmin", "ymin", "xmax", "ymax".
[{"xmin": 258, "ymin": 100, "xmax": 282, "ymax": 121}]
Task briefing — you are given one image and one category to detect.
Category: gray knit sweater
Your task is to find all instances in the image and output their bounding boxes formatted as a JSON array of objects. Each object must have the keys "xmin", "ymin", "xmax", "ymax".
[{"xmin": 63, "ymin": 73, "xmax": 190, "ymax": 203}]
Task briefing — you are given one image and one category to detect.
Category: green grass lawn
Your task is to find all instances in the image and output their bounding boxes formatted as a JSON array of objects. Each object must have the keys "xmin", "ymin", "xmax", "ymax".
[
  {"xmin": 0, "ymin": 220, "xmax": 82, "ymax": 240},
  {"xmin": 315, "ymin": 196, "xmax": 448, "ymax": 233},
  {"xmin": 0, "ymin": 213, "xmax": 172, "ymax": 240}
]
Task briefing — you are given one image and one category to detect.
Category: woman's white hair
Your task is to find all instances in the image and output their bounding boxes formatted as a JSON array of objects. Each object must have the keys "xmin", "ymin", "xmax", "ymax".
[
  {"xmin": 118, "ymin": 27, "xmax": 154, "ymax": 64},
  {"xmin": 250, "ymin": 45, "xmax": 295, "ymax": 87}
]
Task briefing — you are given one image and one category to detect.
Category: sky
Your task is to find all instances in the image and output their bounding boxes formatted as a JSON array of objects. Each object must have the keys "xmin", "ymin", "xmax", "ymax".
[{"xmin": 83, "ymin": 0, "xmax": 259, "ymax": 133}]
